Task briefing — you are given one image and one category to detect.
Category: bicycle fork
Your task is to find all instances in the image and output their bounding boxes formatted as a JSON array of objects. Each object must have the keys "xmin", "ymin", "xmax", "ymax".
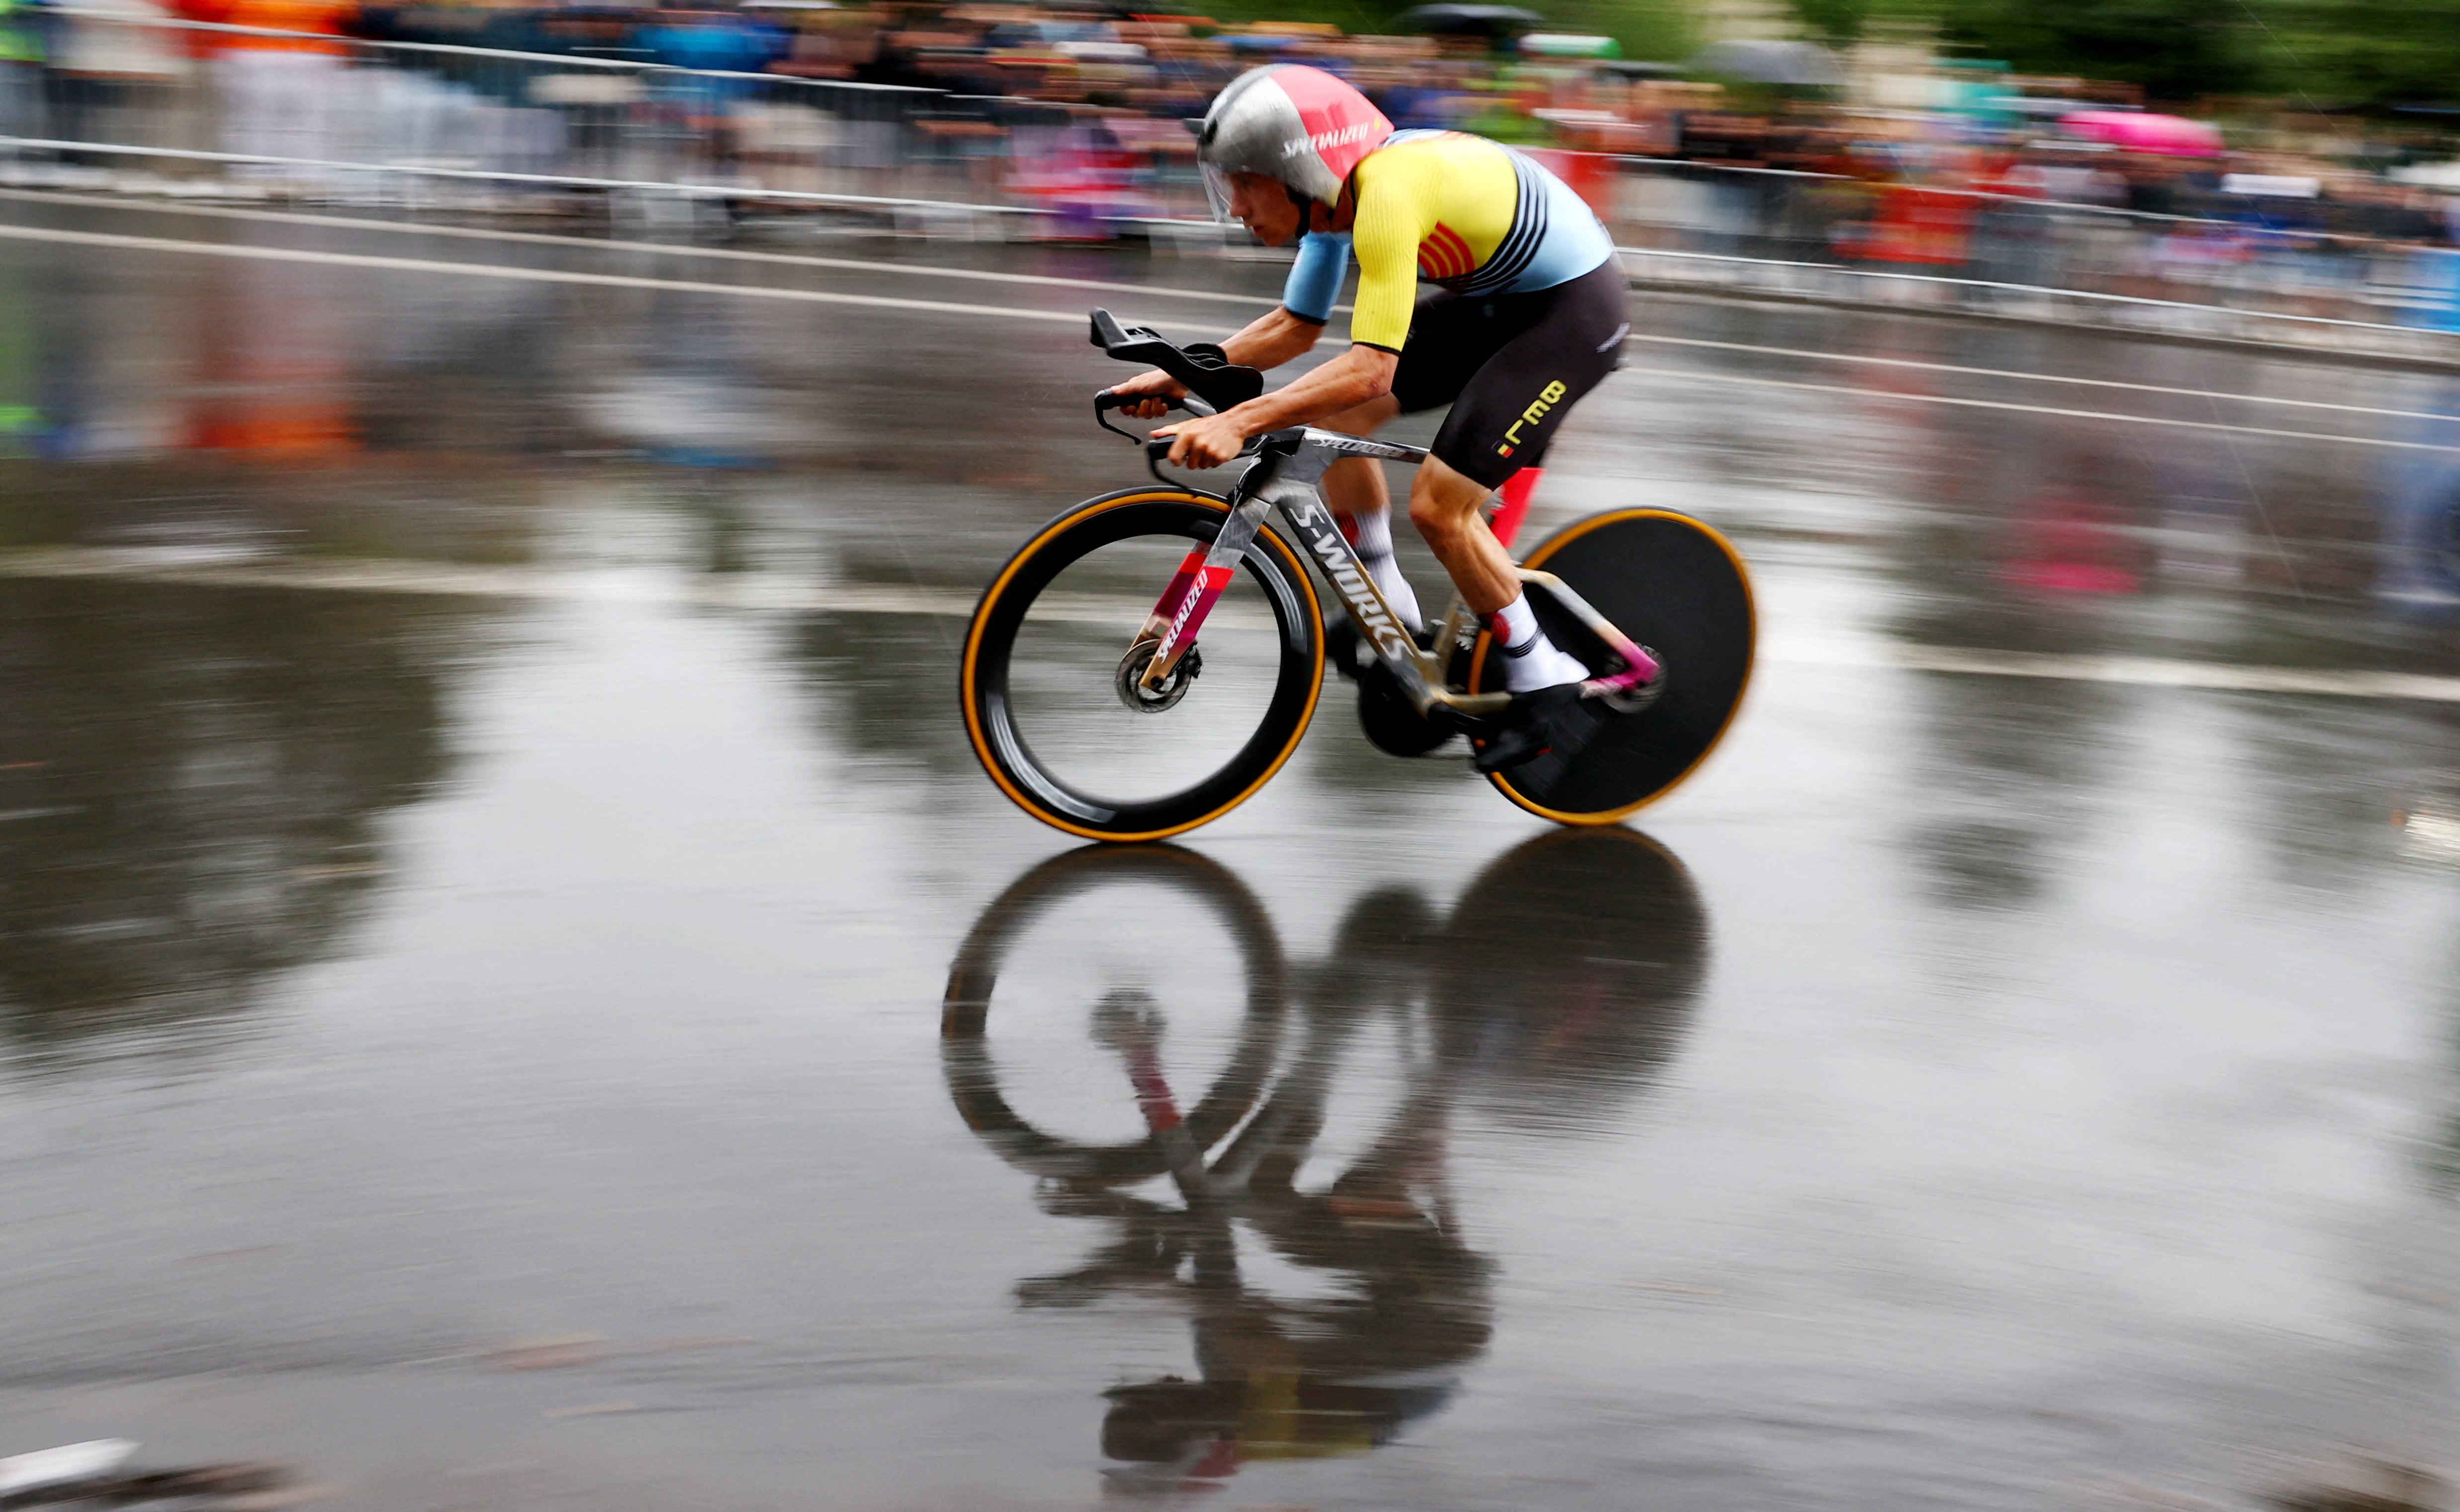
[{"xmin": 1133, "ymin": 492, "xmax": 1274, "ymax": 692}]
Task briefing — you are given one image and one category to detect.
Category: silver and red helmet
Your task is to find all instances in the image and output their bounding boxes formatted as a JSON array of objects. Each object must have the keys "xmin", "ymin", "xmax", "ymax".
[{"xmin": 1196, "ymin": 64, "xmax": 1393, "ymax": 217}]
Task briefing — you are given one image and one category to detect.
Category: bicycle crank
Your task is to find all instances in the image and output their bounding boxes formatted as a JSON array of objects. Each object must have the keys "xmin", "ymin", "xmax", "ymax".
[
  {"xmin": 1598, "ymin": 646, "xmax": 1666, "ymax": 714},
  {"xmin": 1115, "ymin": 637, "xmax": 1202, "ymax": 713}
]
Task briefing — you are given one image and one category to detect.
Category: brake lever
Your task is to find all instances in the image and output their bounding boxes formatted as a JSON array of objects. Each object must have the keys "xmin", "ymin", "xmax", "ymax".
[
  {"xmin": 1095, "ymin": 387, "xmax": 1216, "ymax": 444},
  {"xmin": 1140, "ymin": 431, "xmax": 1265, "ymax": 486},
  {"xmin": 1093, "ymin": 388, "xmax": 1149, "ymax": 442}
]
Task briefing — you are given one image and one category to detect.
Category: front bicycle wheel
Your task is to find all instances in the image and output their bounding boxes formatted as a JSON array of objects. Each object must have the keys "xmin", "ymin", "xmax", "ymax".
[
  {"xmin": 941, "ymin": 844, "xmax": 1288, "ymax": 1184},
  {"xmin": 961, "ymin": 488, "xmax": 1325, "ymax": 842}
]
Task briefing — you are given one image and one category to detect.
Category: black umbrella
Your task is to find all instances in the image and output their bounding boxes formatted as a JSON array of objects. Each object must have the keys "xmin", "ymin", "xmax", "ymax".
[
  {"xmin": 1391, "ymin": 4, "xmax": 1546, "ymax": 38},
  {"xmin": 1597, "ymin": 59, "xmax": 1684, "ymax": 79}
]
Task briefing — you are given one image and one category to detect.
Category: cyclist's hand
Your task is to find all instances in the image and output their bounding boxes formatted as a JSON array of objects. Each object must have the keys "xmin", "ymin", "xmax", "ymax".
[
  {"xmin": 1108, "ymin": 369, "xmax": 1186, "ymax": 420},
  {"xmin": 1154, "ymin": 412, "xmax": 1246, "ymax": 470}
]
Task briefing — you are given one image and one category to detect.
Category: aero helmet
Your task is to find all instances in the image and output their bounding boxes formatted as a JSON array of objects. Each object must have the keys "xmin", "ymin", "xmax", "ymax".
[{"xmin": 1196, "ymin": 65, "xmax": 1393, "ymax": 219}]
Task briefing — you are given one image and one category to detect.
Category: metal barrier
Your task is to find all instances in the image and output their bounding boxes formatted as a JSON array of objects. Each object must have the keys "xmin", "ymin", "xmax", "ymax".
[
  {"xmin": 1609, "ymin": 246, "xmax": 2460, "ymax": 366},
  {"xmin": 4, "ymin": 8, "xmax": 2456, "ymax": 358},
  {"xmin": 1589, "ymin": 156, "xmax": 2460, "ymax": 341},
  {"xmin": 1, "ymin": 7, "xmax": 1221, "ymax": 225}
]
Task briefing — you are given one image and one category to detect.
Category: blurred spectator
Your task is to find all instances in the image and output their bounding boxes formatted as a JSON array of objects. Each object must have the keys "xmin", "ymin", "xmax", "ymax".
[
  {"xmin": 639, "ymin": 6, "xmax": 787, "ymax": 75},
  {"xmin": 7, "ymin": 0, "xmax": 2458, "ymax": 335},
  {"xmin": 0, "ymin": 0, "xmax": 42, "ymax": 141},
  {"xmin": 180, "ymin": 0, "xmax": 359, "ymax": 179},
  {"xmin": 47, "ymin": 0, "xmax": 189, "ymax": 150},
  {"xmin": 636, "ymin": 7, "xmax": 788, "ymax": 165}
]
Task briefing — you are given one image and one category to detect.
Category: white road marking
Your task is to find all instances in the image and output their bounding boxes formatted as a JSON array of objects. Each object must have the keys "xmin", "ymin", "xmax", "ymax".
[
  {"xmin": 1764, "ymin": 635, "xmax": 2460, "ymax": 702},
  {"xmin": 9, "ymin": 546, "xmax": 2458, "ymax": 704},
  {"xmin": 0, "ymin": 222, "xmax": 1235, "ymax": 332},
  {"xmin": 1626, "ymin": 332, "xmax": 2460, "ymax": 423},
  {"xmin": 0, "ymin": 1442, "xmax": 138, "ymax": 1497},
  {"xmin": 5, "ymin": 221, "xmax": 2443, "ymax": 451},
  {"xmin": 9, "ymin": 202, "xmax": 2457, "ymax": 436},
  {"xmin": 1616, "ymin": 363, "xmax": 2460, "ymax": 453},
  {"xmin": 0, "ymin": 186, "xmax": 1287, "ymax": 309},
  {"xmin": 0, "ymin": 134, "xmax": 1202, "ymax": 224}
]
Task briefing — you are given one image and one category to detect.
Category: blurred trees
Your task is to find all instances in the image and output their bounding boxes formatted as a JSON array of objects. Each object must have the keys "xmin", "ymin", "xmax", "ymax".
[
  {"xmin": 1545, "ymin": 0, "xmax": 1697, "ymax": 66},
  {"xmin": 1166, "ymin": 0, "xmax": 2460, "ymax": 113},
  {"xmin": 1932, "ymin": 0, "xmax": 2256, "ymax": 102},
  {"xmin": 2245, "ymin": 0, "xmax": 2460, "ymax": 110},
  {"xmin": 1186, "ymin": 0, "xmax": 1697, "ymax": 75},
  {"xmin": 1781, "ymin": 0, "xmax": 2460, "ymax": 109}
]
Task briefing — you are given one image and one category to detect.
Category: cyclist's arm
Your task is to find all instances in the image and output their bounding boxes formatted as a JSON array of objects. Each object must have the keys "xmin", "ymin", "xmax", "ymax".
[
  {"xmin": 1220, "ymin": 228, "xmax": 1349, "ymax": 368},
  {"xmin": 1218, "ymin": 307, "xmax": 1329, "ymax": 371},
  {"xmin": 1110, "ymin": 305, "xmax": 1325, "ymax": 416},
  {"xmin": 1183, "ymin": 183, "xmax": 1422, "ymax": 436},
  {"xmin": 1114, "ymin": 236, "xmax": 1348, "ymax": 412},
  {"xmin": 1211, "ymin": 343, "xmax": 1397, "ymax": 433},
  {"xmin": 1340, "ymin": 161, "xmax": 1429, "ymax": 355}
]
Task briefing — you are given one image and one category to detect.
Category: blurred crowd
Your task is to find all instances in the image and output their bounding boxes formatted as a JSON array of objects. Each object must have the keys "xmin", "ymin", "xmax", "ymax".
[{"xmin": 5, "ymin": 0, "xmax": 2460, "ymax": 322}]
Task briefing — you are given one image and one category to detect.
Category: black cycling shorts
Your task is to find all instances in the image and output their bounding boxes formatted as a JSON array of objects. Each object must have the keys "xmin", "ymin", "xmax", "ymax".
[{"xmin": 1386, "ymin": 257, "xmax": 1629, "ymax": 489}]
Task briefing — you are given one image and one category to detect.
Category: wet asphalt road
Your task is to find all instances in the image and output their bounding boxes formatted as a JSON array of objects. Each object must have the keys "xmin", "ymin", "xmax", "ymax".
[{"xmin": 2, "ymin": 192, "xmax": 2459, "ymax": 1511}]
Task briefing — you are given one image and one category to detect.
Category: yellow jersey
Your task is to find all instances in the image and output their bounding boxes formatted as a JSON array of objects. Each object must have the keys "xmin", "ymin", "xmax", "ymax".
[{"xmin": 1280, "ymin": 130, "xmax": 1616, "ymax": 352}]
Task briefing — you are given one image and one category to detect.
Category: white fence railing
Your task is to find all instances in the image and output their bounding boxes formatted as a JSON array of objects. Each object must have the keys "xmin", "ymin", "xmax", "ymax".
[{"xmin": 6, "ymin": 8, "xmax": 2458, "ymax": 360}]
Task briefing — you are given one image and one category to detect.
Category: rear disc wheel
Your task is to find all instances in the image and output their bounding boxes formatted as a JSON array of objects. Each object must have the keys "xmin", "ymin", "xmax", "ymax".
[{"xmin": 1468, "ymin": 509, "xmax": 1755, "ymax": 824}]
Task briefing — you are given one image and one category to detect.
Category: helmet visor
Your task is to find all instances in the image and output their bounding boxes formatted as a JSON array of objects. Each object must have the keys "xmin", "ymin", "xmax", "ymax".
[{"xmin": 1199, "ymin": 161, "xmax": 1238, "ymax": 224}]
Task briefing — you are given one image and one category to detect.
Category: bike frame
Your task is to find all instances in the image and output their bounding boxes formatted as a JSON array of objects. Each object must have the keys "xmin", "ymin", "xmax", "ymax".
[{"xmin": 1126, "ymin": 417, "xmax": 1663, "ymax": 719}]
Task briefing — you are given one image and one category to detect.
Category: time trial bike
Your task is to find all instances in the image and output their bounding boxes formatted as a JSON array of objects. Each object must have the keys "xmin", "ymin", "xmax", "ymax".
[{"xmin": 957, "ymin": 310, "xmax": 1755, "ymax": 843}]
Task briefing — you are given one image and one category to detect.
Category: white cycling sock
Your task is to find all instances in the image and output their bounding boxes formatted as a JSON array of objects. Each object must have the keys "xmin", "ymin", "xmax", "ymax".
[
  {"xmin": 1491, "ymin": 593, "xmax": 1590, "ymax": 692},
  {"xmin": 1345, "ymin": 507, "xmax": 1423, "ymax": 632}
]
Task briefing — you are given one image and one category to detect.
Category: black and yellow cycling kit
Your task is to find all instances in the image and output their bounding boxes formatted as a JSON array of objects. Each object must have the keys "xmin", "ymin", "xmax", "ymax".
[
  {"xmin": 1284, "ymin": 129, "xmax": 1615, "ymax": 350},
  {"xmin": 1278, "ymin": 129, "xmax": 1628, "ymax": 487}
]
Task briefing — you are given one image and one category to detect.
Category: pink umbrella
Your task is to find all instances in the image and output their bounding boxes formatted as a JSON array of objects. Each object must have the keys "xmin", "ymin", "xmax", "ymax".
[{"xmin": 2059, "ymin": 110, "xmax": 2226, "ymax": 158}]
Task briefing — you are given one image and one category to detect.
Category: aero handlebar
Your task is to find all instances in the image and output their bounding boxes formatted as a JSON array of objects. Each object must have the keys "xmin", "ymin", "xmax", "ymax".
[
  {"xmin": 1088, "ymin": 309, "xmax": 1298, "ymax": 474},
  {"xmin": 1088, "ymin": 308, "xmax": 1264, "ymax": 411}
]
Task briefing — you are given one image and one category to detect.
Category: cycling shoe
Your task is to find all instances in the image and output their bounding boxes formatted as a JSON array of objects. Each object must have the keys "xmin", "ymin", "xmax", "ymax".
[{"xmin": 1472, "ymin": 681, "xmax": 1608, "ymax": 775}]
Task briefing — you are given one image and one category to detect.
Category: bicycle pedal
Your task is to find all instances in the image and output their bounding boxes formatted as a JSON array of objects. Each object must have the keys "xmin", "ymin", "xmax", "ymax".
[{"xmin": 1597, "ymin": 646, "xmax": 1666, "ymax": 714}]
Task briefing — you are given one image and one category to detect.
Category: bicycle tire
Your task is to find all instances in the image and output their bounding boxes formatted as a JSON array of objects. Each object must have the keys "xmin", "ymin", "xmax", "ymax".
[
  {"xmin": 941, "ymin": 844, "xmax": 1288, "ymax": 1184},
  {"xmin": 961, "ymin": 488, "xmax": 1325, "ymax": 842},
  {"xmin": 1467, "ymin": 509, "xmax": 1755, "ymax": 825}
]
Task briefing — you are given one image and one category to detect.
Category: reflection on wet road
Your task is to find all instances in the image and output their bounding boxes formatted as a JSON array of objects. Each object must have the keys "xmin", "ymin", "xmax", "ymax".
[
  {"xmin": 0, "ymin": 578, "xmax": 469, "ymax": 1057},
  {"xmin": 943, "ymin": 835, "xmax": 1702, "ymax": 1493},
  {"xmin": 1, "ymin": 196, "xmax": 2458, "ymax": 1511}
]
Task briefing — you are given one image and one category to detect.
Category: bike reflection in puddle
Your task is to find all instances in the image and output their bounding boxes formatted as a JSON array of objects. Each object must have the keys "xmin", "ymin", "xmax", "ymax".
[{"xmin": 941, "ymin": 829, "xmax": 1711, "ymax": 1497}]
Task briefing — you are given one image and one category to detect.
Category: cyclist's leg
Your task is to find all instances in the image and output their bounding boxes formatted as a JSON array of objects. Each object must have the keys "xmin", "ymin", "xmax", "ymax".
[
  {"xmin": 1315, "ymin": 291, "xmax": 1501, "ymax": 634},
  {"xmin": 1405, "ymin": 458, "xmax": 1519, "ymax": 614},
  {"xmin": 1314, "ymin": 395, "xmax": 1417, "ymax": 629},
  {"xmin": 1412, "ymin": 260, "xmax": 1629, "ymax": 700},
  {"xmin": 1316, "ymin": 398, "xmax": 1400, "ymax": 508}
]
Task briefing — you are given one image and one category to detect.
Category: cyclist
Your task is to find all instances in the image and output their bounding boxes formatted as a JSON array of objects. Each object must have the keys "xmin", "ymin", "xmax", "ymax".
[{"xmin": 1108, "ymin": 64, "xmax": 1634, "ymax": 772}]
